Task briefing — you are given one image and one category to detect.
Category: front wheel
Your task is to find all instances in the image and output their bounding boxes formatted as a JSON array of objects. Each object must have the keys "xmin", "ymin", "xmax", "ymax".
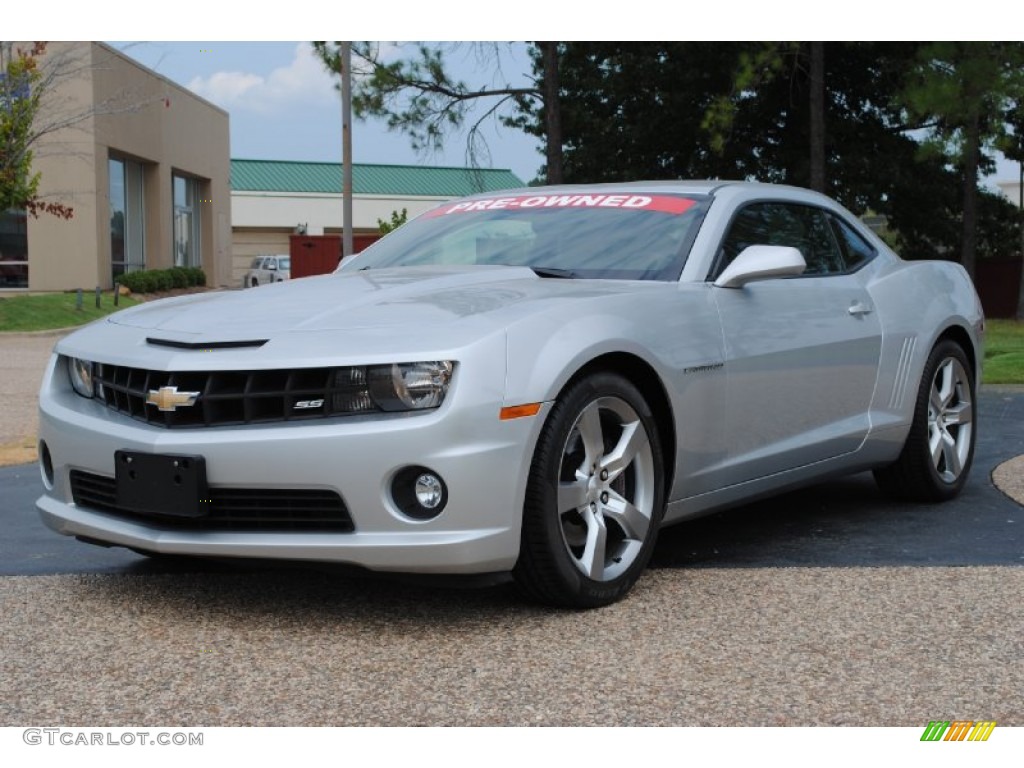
[
  {"xmin": 514, "ymin": 372, "xmax": 665, "ymax": 608},
  {"xmin": 874, "ymin": 339, "xmax": 976, "ymax": 501}
]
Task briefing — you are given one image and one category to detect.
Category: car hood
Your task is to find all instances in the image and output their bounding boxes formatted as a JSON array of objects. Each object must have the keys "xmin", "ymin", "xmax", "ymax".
[{"xmin": 107, "ymin": 265, "xmax": 658, "ymax": 341}]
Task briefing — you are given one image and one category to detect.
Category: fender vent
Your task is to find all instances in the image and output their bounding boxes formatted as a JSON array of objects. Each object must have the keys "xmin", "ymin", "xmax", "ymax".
[{"xmin": 888, "ymin": 336, "xmax": 917, "ymax": 410}]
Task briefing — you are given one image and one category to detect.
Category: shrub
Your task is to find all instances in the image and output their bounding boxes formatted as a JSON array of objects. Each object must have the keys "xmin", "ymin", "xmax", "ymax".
[
  {"xmin": 116, "ymin": 272, "xmax": 139, "ymax": 293},
  {"xmin": 116, "ymin": 267, "xmax": 206, "ymax": 293},
  {"xmin": 137, "ymin": 272, "xmax": 158, "ymax": 293},
  {"xmin": 168, "ymin": 267, "xmax": 189, "ymax": 289}
]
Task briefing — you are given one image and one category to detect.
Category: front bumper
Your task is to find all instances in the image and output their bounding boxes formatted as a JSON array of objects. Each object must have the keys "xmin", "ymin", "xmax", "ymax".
[{"xmin": 36, "ymin": 354, "xmax": 546, "ymax": 574}]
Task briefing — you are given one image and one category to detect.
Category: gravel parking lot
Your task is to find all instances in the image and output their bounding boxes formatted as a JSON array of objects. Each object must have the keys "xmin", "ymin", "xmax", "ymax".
[
  {"xmin": 1, "ymin": 330, "xmax": 1022, "ymax": 726},
  {"xmin": 2, "ymin": 566, "xmax": 1022, "ymax": 725},
  {"xmin": 0, "ymin": 331, "xmax": 60, "ymax": 464}
]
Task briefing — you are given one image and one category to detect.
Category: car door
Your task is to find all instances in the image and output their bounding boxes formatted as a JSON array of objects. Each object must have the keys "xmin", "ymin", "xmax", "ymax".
[{"xmin": 710, "ymin": 201, "xmax": 882, "ymax": 484}]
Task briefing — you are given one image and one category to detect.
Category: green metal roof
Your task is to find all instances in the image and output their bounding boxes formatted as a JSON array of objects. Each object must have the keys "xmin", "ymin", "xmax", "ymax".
[{"xmin": 231, "ymin": 159, "xmax": 524, "ymax": 197}]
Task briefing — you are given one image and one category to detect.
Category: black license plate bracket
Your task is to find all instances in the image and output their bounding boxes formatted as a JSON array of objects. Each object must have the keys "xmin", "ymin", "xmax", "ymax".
[{"xmin": 114, "ymin": 451, "xmax": 209, "ymax": 518}]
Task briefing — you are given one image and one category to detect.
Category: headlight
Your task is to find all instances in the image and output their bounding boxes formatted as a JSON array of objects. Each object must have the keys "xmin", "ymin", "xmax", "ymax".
[
  {"xmin": 67, "ymin": 357, "xmax": 95, "ymax": 399},
  {"xmin": 367, "ymin": 361, "xmax": 454, "ymax": 411}
]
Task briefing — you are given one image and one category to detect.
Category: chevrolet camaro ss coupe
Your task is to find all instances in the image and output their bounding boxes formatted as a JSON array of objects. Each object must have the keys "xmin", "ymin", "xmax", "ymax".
[{"xmin": 36, "ymin": 182, "xmax": 983, "ymax": 607}]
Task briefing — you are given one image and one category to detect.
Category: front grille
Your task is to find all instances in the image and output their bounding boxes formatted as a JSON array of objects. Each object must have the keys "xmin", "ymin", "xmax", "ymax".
[
  {"xmin": 93, "ymin": 363, "xmax": 374, "ymax": 428},
  {"xmin": 69, "ymin": 470, "xmax": 354, "ymax": 533}
]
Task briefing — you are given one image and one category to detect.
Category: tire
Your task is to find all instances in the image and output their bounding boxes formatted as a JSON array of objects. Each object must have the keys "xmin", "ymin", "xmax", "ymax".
[
  {"xmin": 250, "ymin": 277, "xmax": 259, "ymax": 288},
  {"xmin": 514, "ymin": 372, "xmax": 666, "ymax": 608},
  {"xmin": 874, "ymin": 339, "xmax": 976, "ymax": 502}
]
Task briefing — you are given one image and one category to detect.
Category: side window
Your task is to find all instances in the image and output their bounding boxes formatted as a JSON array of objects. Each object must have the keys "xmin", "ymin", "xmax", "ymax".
[
  {"xmin": 829, "ymin": 215, "xmax": 876, "ymax": 271},
  {"xmin": 714, "ymin": 202, "xmax": 846, "ymax": 278},
  {"xmin": 715, "ymin": 204, "xmax": 784, "ymax": 275},
  {"xmin": 803, "ymin": 208, "xmax": 844, "ymax": 275}
]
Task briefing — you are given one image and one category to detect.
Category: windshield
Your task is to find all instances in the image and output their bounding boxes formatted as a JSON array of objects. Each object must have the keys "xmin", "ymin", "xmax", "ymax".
[{"xmin": 341, "ymin": 192, "xmax": 709, "ymax": 281}]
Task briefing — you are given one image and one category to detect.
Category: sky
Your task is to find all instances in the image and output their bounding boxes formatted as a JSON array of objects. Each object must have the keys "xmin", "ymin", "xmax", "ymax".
[{"xmin": 111, "ymin": 41, "xmax": 545, "ymax": 184}]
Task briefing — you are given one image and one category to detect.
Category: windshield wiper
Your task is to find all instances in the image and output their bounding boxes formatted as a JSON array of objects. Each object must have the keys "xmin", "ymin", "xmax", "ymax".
[{"xmin": 530, "ymin": 266, "xmax": 577, "ymax": 279}]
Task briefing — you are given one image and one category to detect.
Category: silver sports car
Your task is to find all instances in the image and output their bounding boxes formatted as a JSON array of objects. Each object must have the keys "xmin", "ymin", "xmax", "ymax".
[{"xmin": 36, "ymin": 182, "xmax": 983, "ymax": 607}]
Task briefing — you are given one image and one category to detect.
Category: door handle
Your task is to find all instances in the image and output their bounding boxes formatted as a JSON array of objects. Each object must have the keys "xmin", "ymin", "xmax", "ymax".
[{"xmin": 848, "ymin": 301, "xmax": 873, "ymax": 316}]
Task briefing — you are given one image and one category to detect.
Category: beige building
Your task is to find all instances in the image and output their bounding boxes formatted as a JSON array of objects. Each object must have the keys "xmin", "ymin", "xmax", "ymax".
[{"xmin": 0, "ymin": 42, "xmax": 231, "ymax": 292}]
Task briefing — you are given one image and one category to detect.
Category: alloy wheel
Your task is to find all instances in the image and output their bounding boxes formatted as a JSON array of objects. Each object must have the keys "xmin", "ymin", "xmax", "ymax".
[{"xmin": 556, "ymin": 396, "xmax": 656, "ymax": 582}]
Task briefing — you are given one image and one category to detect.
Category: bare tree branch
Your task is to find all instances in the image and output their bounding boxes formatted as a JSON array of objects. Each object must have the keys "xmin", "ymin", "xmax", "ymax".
[{"xmin": 311, "ymin": 41, "xmax": 556, "ymax": 182}]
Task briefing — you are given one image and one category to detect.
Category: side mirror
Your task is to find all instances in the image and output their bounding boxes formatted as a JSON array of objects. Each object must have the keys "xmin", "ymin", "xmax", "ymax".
[
  {"xmin": 713, "ymin": 245, "xmax": 806, "ymax": 289},
  {"xmin": 266, "ymin": 262, "xmax": 277, "ymax": 271}
]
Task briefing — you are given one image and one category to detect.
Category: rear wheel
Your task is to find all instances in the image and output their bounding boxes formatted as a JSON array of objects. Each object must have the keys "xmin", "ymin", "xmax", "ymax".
[
  {"xmin": 514, "ymin": 372, "xmax": 665, "ymax": 608},
  {"xmin": 874, "ymin": 339, "xmax": 976, "ymax": 501}
]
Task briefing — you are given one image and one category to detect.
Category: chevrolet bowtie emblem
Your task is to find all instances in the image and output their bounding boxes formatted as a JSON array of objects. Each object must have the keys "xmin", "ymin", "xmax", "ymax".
[{"xmin": 146, "ymin": 386, "xmax": 200, "ymax": 412}]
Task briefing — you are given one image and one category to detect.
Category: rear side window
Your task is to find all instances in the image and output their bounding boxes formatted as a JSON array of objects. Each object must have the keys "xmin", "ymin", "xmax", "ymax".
[{"xmin": 829, "ymin": 216, "xmax": 876, "ymax": 271}]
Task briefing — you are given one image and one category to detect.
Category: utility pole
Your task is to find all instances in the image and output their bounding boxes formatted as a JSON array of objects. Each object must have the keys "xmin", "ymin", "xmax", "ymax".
[{"xmin": 341, "ymin": 42, "xmax": 354, "ymax": 260}]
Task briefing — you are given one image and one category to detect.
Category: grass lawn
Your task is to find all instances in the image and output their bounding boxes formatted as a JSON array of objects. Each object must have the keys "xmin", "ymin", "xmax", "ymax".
[
  {"xmin": 984, "ymin": 319, "xmax": 1024, "ymax": 385},
  {"xmin": 0, "ymin": 291, "xmax": 140, "ymax": 332}
]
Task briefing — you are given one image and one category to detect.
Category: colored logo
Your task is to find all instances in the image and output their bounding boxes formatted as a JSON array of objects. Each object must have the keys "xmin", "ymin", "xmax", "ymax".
[
  {"xmin": 146, "ymin": 386, "xmax": 200, "ymax": 412},
  {"xmin": 920, "ymin": 721, "xmax": 996, "ymax": 741}
]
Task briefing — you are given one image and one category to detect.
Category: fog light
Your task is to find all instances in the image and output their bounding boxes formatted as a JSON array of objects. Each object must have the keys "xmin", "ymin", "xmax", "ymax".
[
  {"xmin": 414, "ymin": 473, "xmax": 443, "ymax": 509},
  {"xmin": 391, "ymin": 465, "xmax": 447, "ymax": 520},
  {"xmin": 39, "ymin": 440, "xmax": 54, "ymax": 489}
]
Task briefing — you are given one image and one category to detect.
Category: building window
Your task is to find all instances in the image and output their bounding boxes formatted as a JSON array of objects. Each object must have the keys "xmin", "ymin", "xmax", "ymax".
[
  {"xmin": 109, "ymin": 157, "xmax": 145, "ymax": 280},
  {"xmin": 0, "ymin": 209, "xmax": 29, "ymax": 288},
  {"xmin": 173, "ymin": 174, "xmax": 201, "ymax": 267}
]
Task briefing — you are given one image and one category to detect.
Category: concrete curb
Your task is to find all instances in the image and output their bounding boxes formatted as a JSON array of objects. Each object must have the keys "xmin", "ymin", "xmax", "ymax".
[{"xmin": 0, "ymin": 327, "xmax": 75, "ymax": 339}]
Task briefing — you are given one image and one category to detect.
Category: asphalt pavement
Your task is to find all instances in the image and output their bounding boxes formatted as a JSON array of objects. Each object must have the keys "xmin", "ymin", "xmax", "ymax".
[{"xmin": 4, "ymin": 388, "xmax": 1022, "ymax": 576}]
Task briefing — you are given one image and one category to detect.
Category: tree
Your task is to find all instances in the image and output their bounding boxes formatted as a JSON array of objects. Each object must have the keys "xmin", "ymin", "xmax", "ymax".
[
  {"xmin": 1003, "ymin": 108, "xmax": 1024, "ymax": 320},
  {"xmin": 0, "ymin": 42, "xmax": 71, "ymax": 217},
  {"xmin": 518, "ymin": 42, "xmax": 743, "ymax": 183},
  {"xmin": 901, "ymin": 42, "xmax": 1024, "ymax": 279},
  {"xmin": 535, "ymin": 42, "xmax": 1018, "ymax": 272},
  {"xmin": 2, "ymin": 41, "xmax": 150, "ymax": 220},
  {"xmin": 808, "ymin": 42, "xmax": 826, "ymax": 193},
  {"xmin": 377, "ymin": 207, "xmax": 408, "ymax": 234},
  {"xmin": 311, "ymin": 42, "xmax": 564, "ymax": 184}
]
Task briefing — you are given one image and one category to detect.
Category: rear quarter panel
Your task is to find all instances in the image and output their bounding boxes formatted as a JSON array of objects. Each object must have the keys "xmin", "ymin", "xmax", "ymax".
[{"xmin": 866, "ymin": 258, "xmax": 983, "ymax": 446}]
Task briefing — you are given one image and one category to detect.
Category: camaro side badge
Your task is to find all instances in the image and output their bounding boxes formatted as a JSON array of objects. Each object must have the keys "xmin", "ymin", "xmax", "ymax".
[
  {"xmin": 146, "ymin": 386, "xmax": 200, "ymax": 411},
  {"xmin": 683, "ymin": 362, "xmax": 724, "ymax": 375}
]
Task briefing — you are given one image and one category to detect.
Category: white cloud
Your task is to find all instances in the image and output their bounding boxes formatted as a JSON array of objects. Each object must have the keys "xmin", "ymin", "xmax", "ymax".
[
  {"xmin": 187, "ymin": 43, "xmax": 336, "ymax": 115},
  {"xmin": 188, "ymin": 70, "xmax": 262, "ymax": 105}
]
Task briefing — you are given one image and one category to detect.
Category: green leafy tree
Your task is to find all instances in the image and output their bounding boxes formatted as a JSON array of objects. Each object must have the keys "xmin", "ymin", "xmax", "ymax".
[
  {"xmin": 530, "ymin": 41, "xmax": 1017, "ymax": 269},
  {"xmin": 311, "ymin": 42, "xmax": 563, "ymax": 184},
  {"xmin": 377, "ymin": 207, "xmax": 408, "ymax": 234},
  {"xmin": 901, "ymin": 42, "xmax": 1024, "ymax": 278},
  {"xmin": 516, "ymin": 42, "xmax": 742, "ymax": 183},
  {"xmin": 0, "ymin": 42, "xmax": 71, "ymax": 217},
  {"xmin": 2, "ymin": 42, "xmax": 152, "ymax": 220},
  {"xmin": 1005, "ymin": 110, "xmax": 1024, "ymax": 320}
]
